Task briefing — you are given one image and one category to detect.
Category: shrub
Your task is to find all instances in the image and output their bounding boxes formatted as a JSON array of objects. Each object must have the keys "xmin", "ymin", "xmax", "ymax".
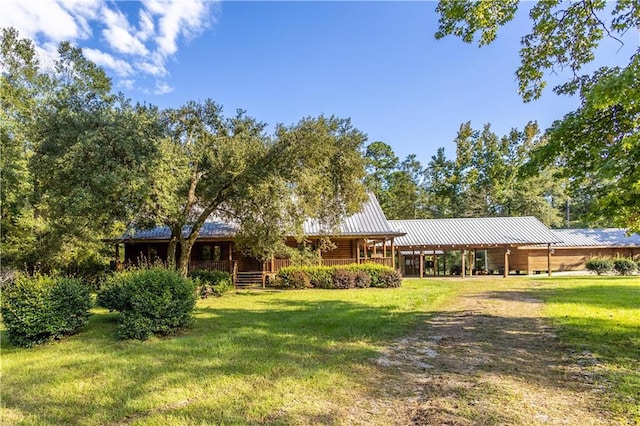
[
  {"xmin": 189, "ymin": 270, "xmax": 233, "ymax": 298},
  {"xmin": 97, "ymin": 267, "xmax": 196, "ymax": 340},
  {"xmin": 613, "ymin": 258, "xmax": 637, "ymax": 276},
  {"xmin": 585, "ymin": 258, "xmax": 615, "ymax": 275},
  {"xmin": 0, "ymin": 274, "xmax": 92, "ymax": 347},
  {"xmin": 345, "ymin": 263, "xmax": 391, "ymax": 287},
  {"xmin": 353, "ymin": 270, "xmax": 371, "ymax": 288},
  {"xmin": 275, "ymin": 267, "xmax": 311, "ymax": 289},
  {"xmin": 304, "ymin": 266, "xmax": 334, "ymax": 289},
  {"xmin": 333, "ymin": 269, "xmax": 356, "ymax": 289},
  {"xmin": 377, "ymin": 270, "xmax": 403, "ymax": 288},
  {"xmin": 275, "ymin": 263, "xmax": 400, "ymax": 290}
]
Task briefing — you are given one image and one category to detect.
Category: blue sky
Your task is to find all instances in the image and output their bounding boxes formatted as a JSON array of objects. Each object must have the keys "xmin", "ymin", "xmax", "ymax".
[{"xmin": 2, "ymin": 1, "xmax": 637, "ymax": 166}]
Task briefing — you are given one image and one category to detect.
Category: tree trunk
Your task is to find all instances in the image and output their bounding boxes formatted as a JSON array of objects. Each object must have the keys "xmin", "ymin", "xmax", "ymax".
[
  {"xmin": 167, "ymin": 224, "xmax": 182, "ymax": 269},
  {"xmin": 167, "ymin": 237, "xmax": 178, "ymax": 269},
  {"xmin": 178, "ymin": 238, "xmax": 194, "ymax": 277}
]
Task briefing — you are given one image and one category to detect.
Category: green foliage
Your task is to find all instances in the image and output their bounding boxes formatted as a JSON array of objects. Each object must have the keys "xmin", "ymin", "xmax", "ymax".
[
  {"xmin": 332, "ymin": 269, "xmax": 357, "ymax": 289},
  {"xmin": 376, "ymin": 270, "xmax": 403, "ymax": 288},
  {"xmin": 613, "ymin": 258, "xmax": 637, "ymax": 276},
  {"xmin": 303, "ymin": 266, "xmax": 334, "ymax": 289},
  {"xmin": 353, "ymin": 270, "xmax": 372, "ymax": 288},
  {"xmin": 274, "ymin": 267, "xmax": 311, "ymax": 289},
  {"xmin": 189, "ymin": 269, "xmax": 233, "ymax": 298},
  {"xmin": 585, "ymin": 258, "xmax": 615, "ymax": 275},
  {"xmin": 276, "ymin": 263, "xmax": 400, "ymax": 290},
  {"xmin": 0, "ymin": 274, "xmax": 92, "ymax": 347},
  {"xmin": 435, "ymin": 1, "xmax": 640, "ymax": 231},
  {"xmin": 97, "ymin": 267, "xmax": 197, "ymax": 340}
]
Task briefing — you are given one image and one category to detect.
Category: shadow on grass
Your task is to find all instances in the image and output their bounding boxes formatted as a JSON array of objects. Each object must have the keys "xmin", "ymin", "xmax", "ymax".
[{"xmin": 1, "ymin": 297, "xmax": 429, "ymax": 425}]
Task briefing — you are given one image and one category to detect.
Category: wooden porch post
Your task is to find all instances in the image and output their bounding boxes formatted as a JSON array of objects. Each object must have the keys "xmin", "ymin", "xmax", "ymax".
[
  {"xmin": 504, "ymin": 247, "xmax": 510, "ymax": 278},
  {"xmin": 271, "ymin": 255, "xmax": 275, "ymax": 273},
  {"xmin": 547, "ymin": 244, "xmax": 552, "ymax": 277},
  {"xmin": 461, "ymin": 249, "xmax": 466, "ymax": 279},
  {"xmin": 356, "ymin": 239, "xmax": 361, "ymax": 263},
  {"xmin": 228, "ymin": 242, "xmax": 233, "ymax": 273},
  {"xmin": 391, "ymin": 238, "xmax": 396, "ymax": 269},
  {"xmin": 383, "ymin": 238, "xmax": 387, "ymax": 257},
  {"xmin": 434, "ymin": 252, "xmax": 439, "ymax": 276},
  {"xmin": 419, "ymin": 250, "xmax": 424, "ymax": 279},
  {"xmin": 443, "ymin": 251, "xmax": 447, "ymax": 275}
]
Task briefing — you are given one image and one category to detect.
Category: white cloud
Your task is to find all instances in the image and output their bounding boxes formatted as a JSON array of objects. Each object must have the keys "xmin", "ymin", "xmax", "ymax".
[
  {"xmin": 0, "ymin": 0, "xmax": 95, "ymax": 42},
  {"xmin": 83, "ymin": 47, "xmax": 134, "ymax": 76},
  {"xmin": 118, "ymin": 79, "xmax": 136, "ymax": 90},
  {"xmin": 1, "ymin": 0, "xmax": 218, "ymax": 95},
  {"xmin": 137, "ymin": 10, "xmax": 155, "ymax": 42},
  {"xmin": 101, "ymin": 6, "xmax": 149, "ymax": 56},
  {"xmin": 153, "ymin": 81, "xmax": 174, "ymax": 95}
]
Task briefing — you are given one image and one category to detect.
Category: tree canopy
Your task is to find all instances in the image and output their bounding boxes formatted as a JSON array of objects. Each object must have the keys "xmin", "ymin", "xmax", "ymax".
[{"xmin": 435, "ymin": 0, "xmax": 640, "ymax": 231}]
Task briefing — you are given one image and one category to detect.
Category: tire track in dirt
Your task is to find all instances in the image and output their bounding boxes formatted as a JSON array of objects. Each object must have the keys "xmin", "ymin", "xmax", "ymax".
[{"xmin": 371, "ymin": 285, "xmax": 611, "ymax": 425}]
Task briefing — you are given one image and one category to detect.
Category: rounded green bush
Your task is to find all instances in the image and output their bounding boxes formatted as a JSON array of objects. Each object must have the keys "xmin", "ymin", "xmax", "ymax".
[
  {"xmin": 275, "ymin": 268, "xmax": 311, "ymax": 289},
  {"xmin": 613, "ymin": 258, "xmax": 637, "ymax": 276},
  {"xmin": 97, "ymin": 267, "xmax": 196, "ymax": 340},
  {"xmin": 333, "ymin": 269, "xmax": 356, "ymax": 289},
  {"xmin": 585, "ymin": 258, "xmax": 614, "ymax": 275},
  {"xmin": 0, "ymin": 274, "xmax": 92, "ymax": 347}
]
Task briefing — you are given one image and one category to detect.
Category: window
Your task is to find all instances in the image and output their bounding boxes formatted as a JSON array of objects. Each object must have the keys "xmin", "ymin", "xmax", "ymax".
[
  {"xmin": 202, "ymin": 246, "xmax": 212, "ymax": 261},
  {"xmin": 202, "ymin": 245, "xmax": 222, "ymax": 261},
  {"xmin": 148, "ymin": 245, "xmax": 158, "ymax": 263}
]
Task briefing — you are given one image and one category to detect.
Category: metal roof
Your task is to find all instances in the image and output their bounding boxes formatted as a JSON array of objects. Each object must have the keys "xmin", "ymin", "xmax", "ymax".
[
  {"xmin": 390, "ymin": 217, "xmax": 562, "ymax": 247},
  {"xmin": 124, "ymin": 221, "xmax": 238, "ymax": 240},
  {"xmin": 122, "ymin": 193, "xmax": 403, "ymax": 241},
  {"xmin": 303, "ymin": 193, "xmax": 404, "ymax": 237},
  {"xmin": 539, "ymin": 228, "xmax": 640, "ymax": 248}
]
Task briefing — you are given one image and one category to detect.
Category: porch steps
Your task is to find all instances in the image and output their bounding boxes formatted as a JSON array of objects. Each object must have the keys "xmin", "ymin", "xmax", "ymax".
[{"xmin": 234, "ymin": 271, "xmax": 264, "ymax": 288}]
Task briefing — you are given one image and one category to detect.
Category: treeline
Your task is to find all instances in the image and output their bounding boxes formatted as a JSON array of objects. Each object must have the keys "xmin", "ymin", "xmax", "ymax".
[
  {"xmin": 364, "ymin": 121, "xmax": 604, "ymax": 228},
  {"xmin": 1, "ymin": 28, "xmax": 368, "ymax": 276}
]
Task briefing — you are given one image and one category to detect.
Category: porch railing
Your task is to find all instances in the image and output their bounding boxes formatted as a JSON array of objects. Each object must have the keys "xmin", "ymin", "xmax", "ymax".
[{"xmin": 188, "ymin": 260, "xmax": 231, "ymax": 273}]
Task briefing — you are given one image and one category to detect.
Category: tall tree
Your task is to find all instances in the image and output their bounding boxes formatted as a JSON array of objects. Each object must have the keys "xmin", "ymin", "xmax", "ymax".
[
  {"xmin": 147, "ymin": 101, "xmax": 368, "ymax": 275},
  {"xmin": 435, "ymin": 0, "xmax": 640, "ymax": 231},
  {"xmin": 363, "ymin": 141, "xmax": 399, "ymax": 211},
  {"xmin": 1, "ymin": 28, "xmax": 159, "ymax": 271}
]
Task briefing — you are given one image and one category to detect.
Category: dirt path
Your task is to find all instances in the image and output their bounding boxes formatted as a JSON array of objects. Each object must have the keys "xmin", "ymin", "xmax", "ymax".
[{"xmin": 367, "ymin": 283, "xmax": 611, "ymax": 425}]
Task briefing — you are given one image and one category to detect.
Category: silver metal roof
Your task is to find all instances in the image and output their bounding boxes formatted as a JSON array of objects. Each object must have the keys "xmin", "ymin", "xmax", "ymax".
[
  {"xmin": 124, "ymin": 221, "xmax": 238, "ymax": 240},
  {"xmin": 539, "ymin": 228, "xmax": 640, "ymax": 248},
  {"xmin": 390, "ymin": 217, "xmax": 562, "ymax": 247},
  {"xmin": 123, "ymin": 193, "xmax": 402, "ymax": 241},
  {"xmin": 303, "ymin": 193, "xmax": 403, "ymax": 237}
]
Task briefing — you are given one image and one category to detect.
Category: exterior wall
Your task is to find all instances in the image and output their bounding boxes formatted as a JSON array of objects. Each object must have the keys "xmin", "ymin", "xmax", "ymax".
[
  {"xmin": 487, "ymin": 247, "xmax": 640, "ymax": 273},
  {"xmin": 486, "ymin": 248, "xmax": 529, "ymax": 273},
  {"xmin": 526, "ymin": 247, "xmax": 639, "ymax": 272}
]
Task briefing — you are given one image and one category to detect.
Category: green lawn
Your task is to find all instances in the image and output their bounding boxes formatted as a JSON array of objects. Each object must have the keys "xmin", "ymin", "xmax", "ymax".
[
  {"xmin": 2, "ymin": 276, "xmax": 638, "ymax": 425},
  {"xmin": 530, "ymin": 276, "xmax": 640, "ymax": 423},
  {"xmin": 1, "ymin": 281, "xmax": 456, "ymax": 425}
]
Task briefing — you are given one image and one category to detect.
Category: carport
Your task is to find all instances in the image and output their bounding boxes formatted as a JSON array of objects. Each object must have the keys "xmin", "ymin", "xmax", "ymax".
[{"xmin": 389, "ymin": 217, "xmax": 562, "ymax": 278}]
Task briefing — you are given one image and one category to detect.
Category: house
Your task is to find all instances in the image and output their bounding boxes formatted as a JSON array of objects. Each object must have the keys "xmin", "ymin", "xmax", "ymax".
[{"xmin": 113, "ymin": 194, "xmax": 405, "ymax": 285}]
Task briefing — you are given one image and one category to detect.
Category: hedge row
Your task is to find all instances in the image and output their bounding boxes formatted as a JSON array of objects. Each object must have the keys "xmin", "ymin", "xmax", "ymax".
[
  {"xmin": 273, "ymin": 263, "xmax": 402, "ymax": 289},
  {"xmin": 0, "ymin": 274, "xmax": 92, "ymax": 347},
  {"xmin": 586, "ymin": 257, "xmax": 638, "ymax": 276}
]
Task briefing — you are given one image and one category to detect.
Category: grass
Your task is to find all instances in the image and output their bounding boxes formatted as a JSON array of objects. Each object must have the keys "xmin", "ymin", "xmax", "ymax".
[
  {"xmin": 1, "ymin": 281, "xmax": 457, "ymax": 425},
  {"xmin": 530, "ymin": 276, "xmax": 640, "ymax": 423},
  {"xmin": 2, "ymin": 276, "xmax": 638, "ymax": 425}
]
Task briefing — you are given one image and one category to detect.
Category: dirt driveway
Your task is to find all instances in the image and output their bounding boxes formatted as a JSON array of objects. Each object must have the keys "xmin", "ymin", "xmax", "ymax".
[{"xmin": 367, "ymin": 281, "xmax": 611, "ymax": 425}]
